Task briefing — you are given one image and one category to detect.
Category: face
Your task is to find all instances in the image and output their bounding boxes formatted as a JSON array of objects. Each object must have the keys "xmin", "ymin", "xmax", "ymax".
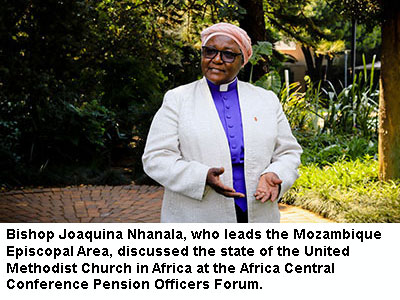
[{"xmin": 201, "ymin": 35, "xmax": 243, "ymax": 85}]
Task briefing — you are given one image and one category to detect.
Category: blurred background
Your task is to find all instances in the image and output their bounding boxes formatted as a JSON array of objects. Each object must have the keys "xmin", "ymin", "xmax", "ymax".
[{"xmin": 1, "ymin": 1, "xmax": 398, "ymax": 222}]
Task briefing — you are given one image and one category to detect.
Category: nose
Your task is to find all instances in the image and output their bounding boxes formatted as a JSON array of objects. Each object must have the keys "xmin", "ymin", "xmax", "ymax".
[{"xmin": 212, "ymin": 51, "xmax": 223, "ymax": 64}]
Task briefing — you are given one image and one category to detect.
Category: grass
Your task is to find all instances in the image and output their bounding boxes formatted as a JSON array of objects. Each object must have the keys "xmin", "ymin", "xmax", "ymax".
[{"xmin": 283, "ymin": 157, "xmax": 400, "ymax": 223}]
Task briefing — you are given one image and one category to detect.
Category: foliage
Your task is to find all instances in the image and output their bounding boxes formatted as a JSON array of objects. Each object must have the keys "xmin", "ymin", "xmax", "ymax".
[
  {"xmin": 280, "ymin": 54, "xmax": 379, "ymax": 139},
  {"xmin": 162, "ymin": 0, "xmax": 245, "ymax": 45},
  {"xmin": 247, "ymin": 41, "xmax": 282, "ymax": 93},
  {"xmin": 280, "ymin": 82, "xmax": 312, "ymax": 130},
  {"xmin": 0, "ymin": 1, "xmax": 103, "ymax": 186},
  {"xmin": 255, "ymin": 71, "xmax": 282, "ymax": 95},
  {"xmin": 248, "ymin": 41, "xmax": 273, "ymax": 70},
  {"xmin": 0, "ymin": 119, "xmax": 21, "ymax": 171},
  {"xmin": 327, "ymin": 0, "xmax": 382, "ymax": 25},
  {"xmin": 323, "ymin": 0, "xmax": 382, "ymax": 88},
  {"xmin": 343, "ymin": 22, "xmax": 381, "ymax": 64},
  {"xmin": 264, "ymin": 0, "xmax": 341, "ymax": 47},
  {"xmin": 318, "ymin": 55, "xmax": 379, "ymax": 138},
  {"xmin": 0, "ymin": 1, "xmax": 210, "ymax": 184},
  {"xmin": 315, "ymin": 39, "xmax": 346, "ymax": 57},
  {"xmin": 0, "ymin": 0, "xmax": 388, "ymax": 190},
  {"xmin": 264, "ymin": 0, "xmax": 347, "ymax": 82},
  {"xmin": 0, "ymin": 0, "xmax": 251, "ymax": 187},
  {"xmin": 295, "ymin": 131, "xmax": 377, "ymax": 165},
  {"xmin": 0, "ymin": 94, "xmax": 119, "ymax": 185},
  {"xmin": 283, "ymin": 157, "xmax": 400, "ymax": 222}
]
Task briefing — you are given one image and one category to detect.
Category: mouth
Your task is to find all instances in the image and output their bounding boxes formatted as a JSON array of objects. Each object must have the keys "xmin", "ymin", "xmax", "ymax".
[{"xmin": 208, "ymin": 67, "xmax": 225, "ymax": 73}]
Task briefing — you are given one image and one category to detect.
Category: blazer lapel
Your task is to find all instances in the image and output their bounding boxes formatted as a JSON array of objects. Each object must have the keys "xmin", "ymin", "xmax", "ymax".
[
  {"xmin": 237, "ymin": 81, "xmax": 254, "ymax": 157},
  {"xmin": 198, "ymin": 77, "xmax": 232, "ymax": 183}
]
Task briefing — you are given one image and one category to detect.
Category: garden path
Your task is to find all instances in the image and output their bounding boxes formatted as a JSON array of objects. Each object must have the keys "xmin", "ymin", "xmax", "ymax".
[{"xmin": 0, "ymin": 185, "xmax": 333, "ymax": 223}]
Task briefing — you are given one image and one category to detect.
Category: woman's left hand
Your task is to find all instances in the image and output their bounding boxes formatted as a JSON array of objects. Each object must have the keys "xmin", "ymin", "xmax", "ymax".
[{"xmin": 254, "ymin": 172, "xmax": 282, "ymax": 202}]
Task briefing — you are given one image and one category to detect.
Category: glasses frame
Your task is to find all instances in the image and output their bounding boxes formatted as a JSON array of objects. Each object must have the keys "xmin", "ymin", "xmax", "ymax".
[{"xmin": 201, "ymin": 46, "xmax": 242, "ymax": 63}]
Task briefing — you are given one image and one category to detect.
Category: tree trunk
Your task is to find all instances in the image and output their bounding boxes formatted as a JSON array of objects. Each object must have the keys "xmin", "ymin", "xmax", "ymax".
[
  {"xmin": 315, "ymin": 54, "xmax": 324, "ymax": 81},
  {"xmin": 238, "ymin": 0, "xmax": 268, "ymax": 81},
  {"xmin": 301, "ymin": 45, "xmax": 318, "ymax": 82},
  {"xmin": 301, "ymin": 45, "xmax": 329, "ymax": 83},
  {"xmin": 379, "ymin": 1, "xmax": 400, "ymax": 180},
  {"xmin": 325, "ymin": 55, "xmax": 333, "ymax": 81},
  {"xmin": 238, "ymin": 0, "xmax": 267, "ymax": 42}
]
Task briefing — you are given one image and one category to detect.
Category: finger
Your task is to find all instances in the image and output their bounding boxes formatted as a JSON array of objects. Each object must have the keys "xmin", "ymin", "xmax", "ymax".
[
  {"xmin": 263, "ymin": 173, "xmax": 281, "ymax": 185},
  {"xmin": 272, "ymin": 177, "xmax": 283, "ymax": 185},
  {"xmin": 260, "ymin": 190, "xmax": 271, "ymax": 203},
  {"xmin": 254, "ymin": 190, "xmax": 263, "ymax": 200},
  {"xmin": 255, "ymin": 192, "xmax": 264, "ymax": 201},
  {"xmin": 265, "ymin": 177, "xmax": 277, "ymax": 186},
  {"xmin": 212, "ymin": 167, "xmax": 225, "ymax": 176},
  {"xmin": 255, "ymin": 190, "xmax": 269, "ymax": 201},
  {"xmin": 208, "ymin": 172, "xmax": 235, "ymax": 192},
  {"xmin": 255, "ymin": 188, "xmax": 266, "ymax": 195},
  {"xmin": 222, "ymin": 191, "xmax": 246, "ymax": 198},
  {"xmin": 270, "ymin": 188, "xmax": 279, "ymax": 202},
  {"xmin": 215, "ymin": 182, "xmax": 236, "ymax": 193}
]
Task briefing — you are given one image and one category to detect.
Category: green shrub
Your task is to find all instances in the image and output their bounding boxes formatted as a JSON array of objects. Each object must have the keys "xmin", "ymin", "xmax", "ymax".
[
  {"xmin": 280, "ymin": 55, "xmax": 379, "ymax": 139},
  {"xmin": 0, "ymin": 1, "xmax": 189, "ymax": 187},
  {"xmin": 280, "ymin": 82, "xmax": 315, "ymax": 131},
  {"xmin": 0, "ymin": 95, "xmax": 121, "ymax": 186},
  {"xmin": 295, "ymin": 131, "xmax": 377, "ymax": 166},
  {"xmin": 283, "ymin": 157, "xmax": 400, "ymax": 222}
]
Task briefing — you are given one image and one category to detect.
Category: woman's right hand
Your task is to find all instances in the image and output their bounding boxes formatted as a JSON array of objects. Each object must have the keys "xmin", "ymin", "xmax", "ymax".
[{"xmin": 206, "ymin": 167, "xmax": 245, "ymax": 198}]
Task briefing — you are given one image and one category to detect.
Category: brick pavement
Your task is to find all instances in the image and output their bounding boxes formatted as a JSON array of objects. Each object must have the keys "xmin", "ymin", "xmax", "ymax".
[{"xmin": 0, "ymin": 185, "xmax": 333, "ymax": 223}]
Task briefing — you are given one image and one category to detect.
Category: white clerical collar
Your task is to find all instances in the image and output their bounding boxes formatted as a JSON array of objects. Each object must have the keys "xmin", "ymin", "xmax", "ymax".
[{"xmin": 219, "ymin": 78, "xmax": 237, "ymax": 92}]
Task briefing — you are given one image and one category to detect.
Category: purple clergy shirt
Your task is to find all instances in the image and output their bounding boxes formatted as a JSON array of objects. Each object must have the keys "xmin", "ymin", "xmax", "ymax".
[{"xmin": 206, "ymin": 78, "xmax": 247, "ymax": 212}]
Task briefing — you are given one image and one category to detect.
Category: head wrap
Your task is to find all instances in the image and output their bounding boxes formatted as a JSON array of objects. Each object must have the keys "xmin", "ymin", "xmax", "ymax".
[{"xmin": 201, "ymin": 22, "xmax": 252, "ymax": 65}]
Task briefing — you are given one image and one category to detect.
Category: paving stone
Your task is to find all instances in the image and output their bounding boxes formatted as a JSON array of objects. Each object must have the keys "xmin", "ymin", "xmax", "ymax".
[{"xmin": 0, "ymin": 185, "xmax": 334, "ymax": 223}]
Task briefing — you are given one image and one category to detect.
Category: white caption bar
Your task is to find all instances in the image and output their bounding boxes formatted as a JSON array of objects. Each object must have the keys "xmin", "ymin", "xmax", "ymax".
[{"xmin": 1, "ymin": 223, "xmax": 399, "ymax": 300}]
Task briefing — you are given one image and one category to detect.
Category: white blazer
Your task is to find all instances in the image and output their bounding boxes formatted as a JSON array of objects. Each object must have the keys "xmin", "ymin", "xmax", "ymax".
[{"xmin": 142, "ymin": 77, "xmax": 302, "ymax": 222}]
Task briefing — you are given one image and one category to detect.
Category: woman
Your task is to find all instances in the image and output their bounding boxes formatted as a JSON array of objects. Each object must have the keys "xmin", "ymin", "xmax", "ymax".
[{"xmin": 142, "ymin": 23, "xmax": 302, "ymax": 223}]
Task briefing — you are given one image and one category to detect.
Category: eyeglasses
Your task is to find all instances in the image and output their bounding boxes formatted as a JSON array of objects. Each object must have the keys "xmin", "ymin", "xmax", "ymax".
[{"xmin": 202, "ymin": 46, "xmax": 242, "ymax": 63}]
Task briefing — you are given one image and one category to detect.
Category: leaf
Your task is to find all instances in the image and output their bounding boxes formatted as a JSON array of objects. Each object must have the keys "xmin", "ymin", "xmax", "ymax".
[
  {"xmin": 249, "ymin": 41, "xmax": 273, "ymax": 66},
  {"xmin": 254, "ymin": 41, "xmax": 273, "ymax": 56},
  {"xmin": 254, "ymin": 71, "xmax": 281, "ymax": 94}
]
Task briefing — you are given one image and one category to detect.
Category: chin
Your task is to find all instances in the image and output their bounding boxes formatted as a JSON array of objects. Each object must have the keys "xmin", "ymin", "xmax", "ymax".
[{"xmin": 207, "ymin": 75, "xmax": 229, "ymax": 85}]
